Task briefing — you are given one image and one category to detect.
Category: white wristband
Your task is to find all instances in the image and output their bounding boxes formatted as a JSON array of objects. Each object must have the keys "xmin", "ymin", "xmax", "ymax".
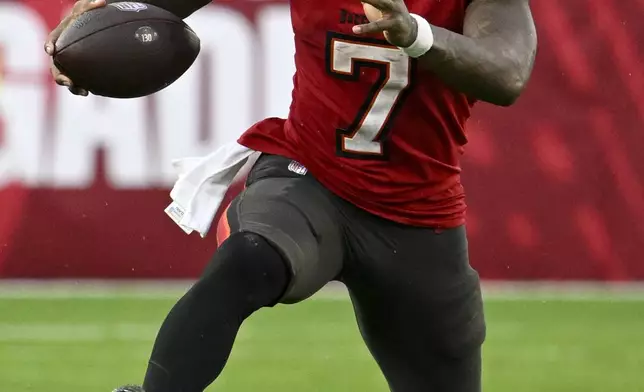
[{"xmin": 400, "ymin": 14, "xmax": 434, "ymax": 58}]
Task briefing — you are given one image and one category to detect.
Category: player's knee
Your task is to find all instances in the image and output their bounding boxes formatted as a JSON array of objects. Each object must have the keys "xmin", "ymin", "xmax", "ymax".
[
  {"xmin": 195, "ymin": 232, "xmax": 290, "ymax": 306},
  {"xmin": 437, "ymin": 313, "xmax": 486, "ymax": 360}
]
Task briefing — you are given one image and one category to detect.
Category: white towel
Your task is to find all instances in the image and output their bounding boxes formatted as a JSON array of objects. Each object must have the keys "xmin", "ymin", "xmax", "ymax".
[{"xmin": 165, "ymin": 142, "xmax": 257, "ymax": 237}]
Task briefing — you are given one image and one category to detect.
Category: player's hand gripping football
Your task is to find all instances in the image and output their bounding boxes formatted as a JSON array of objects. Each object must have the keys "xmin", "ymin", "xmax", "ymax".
[
  {"xmin": 354, "ymin": 0, "xmax": 418, "ymax": 48},
  {"xmin": 44, "ymin": 0, "xmax": 107, "ymax": 96}
]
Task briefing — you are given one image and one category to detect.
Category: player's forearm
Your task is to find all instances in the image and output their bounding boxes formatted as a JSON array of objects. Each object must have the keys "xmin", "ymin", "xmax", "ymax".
[
  {"xmin": 418, "ymin": 0, "xmax": 537, "ymax": 106},
  {"xmin": 418, "ymin": 29, "xmax": 531, "ymax": 106},
  {"xmin": 106, "ymin": 0, "xmax": 210, "ymax": 18}
]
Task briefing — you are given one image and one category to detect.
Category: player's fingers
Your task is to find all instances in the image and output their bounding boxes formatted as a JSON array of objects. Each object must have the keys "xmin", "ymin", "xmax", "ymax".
[
  {"xmin": 55, "ymin": 73, "xmax": 88, "ymax": 96},
  {"xmin": 51, "ymin": 64, "xmax": 84, "ymax": 93},
  {"xmin": 72, "ymin": 0, "xmax": 103, "ymax": 14},
  {"xmin": 352, "ymin": 19, "xmax": 397, "ymax": 35},
  {"xmin": 44, "ymin": 37, "xmax": 55, "ymax": 55},
  {"xmin": 45, "ymin": 0, "xmax": 106, "ymax": 55},
  {"xmin": 77, "ymin": 0, "xmax": 107, "ymax": 14},
  {"xmin": 50, "ymin": 63, "xmax": 70, "ymax": 86},
  {"xmin": 54, "ymin": 74, "xmax": 73, "ymax": 88},
  {"xmin": 360, "ymin": 0, "xmax": 395, "ymax": 12},
  {"xmin": 45, "ymin": 17, "xmax": 72, "ymax": 55},
  {"xmin": 69, "ymin": 86, "xmax": 89, "ymax": 97}
]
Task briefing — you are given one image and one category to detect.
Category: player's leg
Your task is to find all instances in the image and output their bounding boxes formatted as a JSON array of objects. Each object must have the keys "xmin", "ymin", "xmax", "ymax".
[
  {"xmin": 142, "ymin": 231, "xmax": 289, "ymax": 392},
  {"xmin": 342, "ymin": 216, "xmax": 485, "ymax": 392},
  {"xmin": 138, "ymin": 155, "xmax": 344, "ymax": 392}
]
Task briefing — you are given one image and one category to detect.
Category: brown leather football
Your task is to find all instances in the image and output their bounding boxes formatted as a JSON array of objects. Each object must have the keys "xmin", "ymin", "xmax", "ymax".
[{"xmin": 54, "ymin": 2, "xmax": 200, "ymax": 98}]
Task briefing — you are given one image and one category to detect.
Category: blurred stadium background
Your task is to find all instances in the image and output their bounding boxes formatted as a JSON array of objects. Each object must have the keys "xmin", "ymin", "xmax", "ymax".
[{"xmin": 0, "ymin": 0, "xmax": 643, "ymax": 391}]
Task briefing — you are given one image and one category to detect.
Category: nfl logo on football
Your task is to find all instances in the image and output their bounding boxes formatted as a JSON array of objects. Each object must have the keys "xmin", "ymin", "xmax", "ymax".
[{"xmin": 110, "ymin": 2, "xmax": 148, "ymax": 12}]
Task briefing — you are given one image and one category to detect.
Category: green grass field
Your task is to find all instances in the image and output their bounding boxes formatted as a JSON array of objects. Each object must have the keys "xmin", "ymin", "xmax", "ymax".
[{"xmin": 1, "ymin": 283, "xmax": 643, "ymax": 392}]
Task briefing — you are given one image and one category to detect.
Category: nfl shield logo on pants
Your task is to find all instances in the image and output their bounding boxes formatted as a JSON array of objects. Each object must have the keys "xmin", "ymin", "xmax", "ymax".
[{"xmin": 288, "ymin": 160, "xmax": 308, "ymax": 176}]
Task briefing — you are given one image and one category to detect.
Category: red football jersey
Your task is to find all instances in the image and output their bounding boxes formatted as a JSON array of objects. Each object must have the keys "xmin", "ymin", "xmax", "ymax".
[{"xmin": 239, "ymin": 0, "xmax": 475, "ymax": 228}]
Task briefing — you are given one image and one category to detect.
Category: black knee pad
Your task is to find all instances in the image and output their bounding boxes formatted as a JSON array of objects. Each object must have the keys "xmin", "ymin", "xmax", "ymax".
[
  {"xmin": 195, "ymin": 232, "xmax": 290, "ymax": 307},
  {"xmin": 433, "ymin": 284, "xmax": 486, "ymax": 359}
]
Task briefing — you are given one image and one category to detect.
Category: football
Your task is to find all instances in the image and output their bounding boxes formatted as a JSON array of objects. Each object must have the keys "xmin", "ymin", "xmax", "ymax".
[{"xmin": 53, "ymin": 1, "xmax": 201, "ymax": 98}]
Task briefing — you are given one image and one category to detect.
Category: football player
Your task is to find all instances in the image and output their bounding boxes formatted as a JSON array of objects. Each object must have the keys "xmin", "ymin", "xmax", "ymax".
[{"xmin": 45, "ymin": 0, "xmax": 537, "ymax": 391}]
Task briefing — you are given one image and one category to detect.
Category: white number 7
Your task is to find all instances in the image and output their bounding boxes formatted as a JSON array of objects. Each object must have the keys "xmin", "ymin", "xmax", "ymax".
[{"xmin": 327, "ymin": 34, "xmax": 413, "ymax": 158}]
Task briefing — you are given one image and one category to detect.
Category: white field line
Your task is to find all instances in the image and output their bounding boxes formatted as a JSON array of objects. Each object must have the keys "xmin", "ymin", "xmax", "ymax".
[
  {"xmin": 0, "ymin": 323, "xmax": 160, "ymax": 342},
  {"xmin": 0, "ymin": 280, "xmax": 644, "ymax": 301},
  {"xmin": 0, "ymin": 322, "xmax": 257, "ymax": 343},
  {"xmin": 0, "ymin": 281, "xmax": 643, "ymax": 343}
]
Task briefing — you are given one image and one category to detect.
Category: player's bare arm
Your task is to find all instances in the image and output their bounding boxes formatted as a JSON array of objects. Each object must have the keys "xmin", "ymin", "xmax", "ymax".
[
  {"xmin": 44, "ymin": 0, "xmax": 210, "ymax": 96},
  {"xmin": 355, "ymin": 0, "xmax": 537, "ymax": 106}
]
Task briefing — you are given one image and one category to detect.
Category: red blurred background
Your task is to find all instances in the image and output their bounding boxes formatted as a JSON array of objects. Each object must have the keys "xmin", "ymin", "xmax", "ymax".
[{"xmin": 0, "ymin": 0, "xmax": 642, "ymax": 280}]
